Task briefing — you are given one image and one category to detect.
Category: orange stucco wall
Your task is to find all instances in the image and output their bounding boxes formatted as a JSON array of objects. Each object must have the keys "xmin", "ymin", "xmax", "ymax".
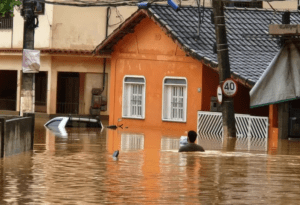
[
  {"xmin": 108, "ymin": 16, "xmax": 268, "ymax": 132},
  {"xmin": 111, "ymin": 57, "xmax": 202, "ymax": 131},
  {"xmin": 109, "ymin": 17, "xmax": 203, "ymax": 131}
]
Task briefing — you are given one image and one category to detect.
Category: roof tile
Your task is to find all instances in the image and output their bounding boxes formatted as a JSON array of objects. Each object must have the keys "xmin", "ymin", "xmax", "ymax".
[{"xmin": 147, "ymin": 5, "xmax": 300, "ymax": 83}]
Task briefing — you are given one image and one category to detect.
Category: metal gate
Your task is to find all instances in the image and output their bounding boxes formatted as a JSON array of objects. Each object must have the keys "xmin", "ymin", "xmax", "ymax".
[{"xmin": 197, "ymin": 111, "xmax": 269, "ymax": 151}]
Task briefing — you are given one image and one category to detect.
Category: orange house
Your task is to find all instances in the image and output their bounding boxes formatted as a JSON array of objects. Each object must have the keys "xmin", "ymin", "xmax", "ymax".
[{"xmin": 94, "ymin": 5, "xmax": 272, "ymax": 134}]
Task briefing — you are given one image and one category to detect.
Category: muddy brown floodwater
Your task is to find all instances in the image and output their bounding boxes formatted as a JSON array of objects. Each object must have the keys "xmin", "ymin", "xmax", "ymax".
[{"xmin": 1, "ymin": 118, "xmax": 300, "ymax": 204}]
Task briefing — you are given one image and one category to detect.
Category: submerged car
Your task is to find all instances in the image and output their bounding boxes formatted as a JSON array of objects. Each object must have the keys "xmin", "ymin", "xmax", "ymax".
[{"xmin": 44, "ymin": 116, "xmax": 104, "ymax": 137}]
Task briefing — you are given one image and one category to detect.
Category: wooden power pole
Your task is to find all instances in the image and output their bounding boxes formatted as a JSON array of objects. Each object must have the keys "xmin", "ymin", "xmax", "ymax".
[
  {"xmin": 21, "ymin": 0, "xmax": 37, "ymax": 115},
  {"xmin": 212, "ymin": 0, "xmax": 236, "ymax": 138}
]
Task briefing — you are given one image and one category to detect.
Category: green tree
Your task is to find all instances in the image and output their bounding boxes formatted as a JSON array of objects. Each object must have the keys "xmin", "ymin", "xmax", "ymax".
[{"xmin": 0, "ymin": 0, "xmax": 22, "ymax": 17}]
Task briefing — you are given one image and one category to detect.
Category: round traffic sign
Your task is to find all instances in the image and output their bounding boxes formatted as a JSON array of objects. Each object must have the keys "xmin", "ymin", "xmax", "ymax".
[
  {"xmin": 217, "ymin": 85, "xmax": 222, "ymax": 104},
  {"xmin": 222, "ymin": 78, "xmax": 238, "ymax": 97}
]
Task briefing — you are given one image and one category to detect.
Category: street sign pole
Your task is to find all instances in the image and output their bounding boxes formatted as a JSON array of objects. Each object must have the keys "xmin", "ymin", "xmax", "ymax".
[{"xmin": 212, "ymin": 0, "xmax": 236, "ymax": 139}]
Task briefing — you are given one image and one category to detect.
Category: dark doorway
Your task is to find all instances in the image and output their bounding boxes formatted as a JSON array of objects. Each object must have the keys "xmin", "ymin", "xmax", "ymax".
[
  {"xmin": 0, "ymin": 71, "xmax": 17, "ymax": 110},
  {"xmin": 289, "ymin": 99, "xmax": 300, "ymax": 137},
  {"xmin": 35, "ymin": 72, "xmax": 48, "ymax": 113},
  {"xmin": 56, "ymin": 72, "xmax": 80, "ymax": 114}
]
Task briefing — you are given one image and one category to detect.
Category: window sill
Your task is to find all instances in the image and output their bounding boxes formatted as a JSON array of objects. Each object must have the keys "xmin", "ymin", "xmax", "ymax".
[
  {"xmin": 162, "ymin": 119, "xmax": 186, "ymax": 123},
  {"xmin": 122, "ymin": 116, "xmax": 145, "ymax": 120}
]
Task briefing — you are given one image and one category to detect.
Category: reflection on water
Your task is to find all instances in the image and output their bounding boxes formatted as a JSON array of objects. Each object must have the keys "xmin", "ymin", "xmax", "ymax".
[
  {"xmin": 161, "ymin": 137, "xmax": 180, "ymax": 150},
  {"xmin": 121, "ymin": 133, "xmax": 144, "ymax": 151},
  {"xmin": 198, "ymin": 133, "xmax": 268, "ymax": 152},
  {"xmin": 1, "ymin": 119, "xmax": 300, "ymax": 204}
]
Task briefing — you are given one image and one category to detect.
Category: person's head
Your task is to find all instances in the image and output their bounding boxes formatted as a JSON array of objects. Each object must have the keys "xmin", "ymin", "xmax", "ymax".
[{"xmin": 188, "ymin": 130, "xmax": 198, "ymax": 143}]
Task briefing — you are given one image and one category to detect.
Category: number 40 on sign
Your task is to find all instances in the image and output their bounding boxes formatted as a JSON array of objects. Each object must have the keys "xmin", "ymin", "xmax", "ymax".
[{"xmin": 222, "ymin": 78, "xmax": 238, "ymax": 97}]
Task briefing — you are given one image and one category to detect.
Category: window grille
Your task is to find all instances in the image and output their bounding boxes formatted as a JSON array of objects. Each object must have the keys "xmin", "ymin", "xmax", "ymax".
[
  {"xmin": 0, "ymin": 13, "xmax": 13, "ymax": 29},
  {"xmin": 171, "ymin": 86, "xmax": 184, "ymax": 120},
  {"xmin": 131, "ymin": 84, "xmax": 143, "ymax": 117}
]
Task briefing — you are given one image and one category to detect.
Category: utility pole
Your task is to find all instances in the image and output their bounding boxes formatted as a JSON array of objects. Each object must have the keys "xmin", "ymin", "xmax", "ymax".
[
  {"xmin": 212, "ymin": 0, "xmax": 236, "ymax": 138},
  {"xmin": 21, "ymin": 0, "xmax": 37, "ymax": 115}
]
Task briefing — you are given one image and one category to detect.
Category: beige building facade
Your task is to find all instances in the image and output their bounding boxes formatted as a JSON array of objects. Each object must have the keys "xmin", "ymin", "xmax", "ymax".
[
  {"xmin": 182, "ymin": 0, "xmax": 298, "ymax": 10},
  {"xmin": 263, "ymin": 0, "xmax": 298, "ymax": 10},
  {"xmin": 0, "ymin": 4, "xmax": 136, "ymax": 116}
]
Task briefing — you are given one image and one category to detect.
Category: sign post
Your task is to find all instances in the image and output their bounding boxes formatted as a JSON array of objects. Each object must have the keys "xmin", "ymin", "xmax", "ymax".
[{"xmin": 212, "ymin": 0, "xmax": 236, "ymax": 139}]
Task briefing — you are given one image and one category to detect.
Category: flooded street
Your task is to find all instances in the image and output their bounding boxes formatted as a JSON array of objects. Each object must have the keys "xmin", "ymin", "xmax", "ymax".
[{"xmin": 1, "ymin": 119, "xmax": 300, "ymax": 204}]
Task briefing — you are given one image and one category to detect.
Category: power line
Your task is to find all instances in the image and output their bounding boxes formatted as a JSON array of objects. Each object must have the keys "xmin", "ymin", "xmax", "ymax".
[{"xmin": 34, "ymin": 0, "xmax": 167, "ymax": 7}]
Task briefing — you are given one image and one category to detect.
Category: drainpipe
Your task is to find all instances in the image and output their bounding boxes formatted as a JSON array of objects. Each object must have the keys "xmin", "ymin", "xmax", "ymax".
[{"xmin": 102, "ymin": 7, "xmax": 110, "ymax": 92}]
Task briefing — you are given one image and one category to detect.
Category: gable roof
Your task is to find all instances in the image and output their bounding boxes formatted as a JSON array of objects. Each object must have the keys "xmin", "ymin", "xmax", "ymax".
[{"xmin": 94, "ymin": 5, "xmax": 300, "ymax": 87}]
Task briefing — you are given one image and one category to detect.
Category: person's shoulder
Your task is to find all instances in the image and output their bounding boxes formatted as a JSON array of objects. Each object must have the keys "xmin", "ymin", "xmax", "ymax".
[
  {"xmin": 178, "ymin": 143, "xmax": 205, "ymax": 152},
  {"xmin": 194, "ymin": 144, "xmax": 205, "ymax": 152},
  {"xmin": 178, "ymin": 145, "xmax": 188, "ymax": 152}
]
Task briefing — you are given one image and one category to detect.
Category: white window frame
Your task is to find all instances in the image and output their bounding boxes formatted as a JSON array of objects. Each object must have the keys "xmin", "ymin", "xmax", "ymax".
[
  {"xmin": 162, "ymin": 76, "xmax": 187, "ymax": 122},
  {"xmin": 122, "ymin": 75, "xmax": 146, "ymax": 119}
]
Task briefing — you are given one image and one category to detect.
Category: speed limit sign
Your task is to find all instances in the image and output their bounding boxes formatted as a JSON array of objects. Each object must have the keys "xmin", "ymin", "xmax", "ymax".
[{"xmin": 222, "ymin": 78, "xmax": 238, "ymax": 97}]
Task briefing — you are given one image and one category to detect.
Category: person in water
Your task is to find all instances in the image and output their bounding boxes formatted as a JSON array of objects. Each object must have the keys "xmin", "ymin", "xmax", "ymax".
[{"xmin": 178, "ymin": 130, "xmax": 205, "ymax": 152}]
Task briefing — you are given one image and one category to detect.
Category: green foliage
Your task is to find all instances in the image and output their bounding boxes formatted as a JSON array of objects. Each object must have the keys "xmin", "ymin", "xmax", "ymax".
[{"xmin": 0, "ymin": 0, "xmax": 22, "ymax": 17}]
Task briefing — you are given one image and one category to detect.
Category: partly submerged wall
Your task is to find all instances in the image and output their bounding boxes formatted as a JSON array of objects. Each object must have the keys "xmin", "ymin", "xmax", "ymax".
[{"xmin": 0, "ymin": 114, "xmax": 34, "ymax": 158}]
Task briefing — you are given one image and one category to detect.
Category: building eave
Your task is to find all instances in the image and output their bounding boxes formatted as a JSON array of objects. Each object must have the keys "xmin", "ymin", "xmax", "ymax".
[{"xmin": 0, "ymin": 48, "xmax": 111, "ymax": 58}]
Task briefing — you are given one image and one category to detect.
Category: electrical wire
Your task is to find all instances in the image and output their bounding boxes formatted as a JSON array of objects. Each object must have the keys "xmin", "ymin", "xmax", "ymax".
[
  {"xmin": 34, "ymin": 0, "xmax": 167, "ymax": 7},
  {"xmin": 108, "ymin": 7, "xmax": 124, "ymax": 27},
  {"xmin": 265, "ymin": 0, "xmax": 277, "ymax": 12}
]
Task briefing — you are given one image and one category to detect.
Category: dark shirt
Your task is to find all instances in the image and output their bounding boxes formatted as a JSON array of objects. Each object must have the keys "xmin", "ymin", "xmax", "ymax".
[{"xmin": 178, "ymin": 143, "xmax": 205, "ymax": 152}]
